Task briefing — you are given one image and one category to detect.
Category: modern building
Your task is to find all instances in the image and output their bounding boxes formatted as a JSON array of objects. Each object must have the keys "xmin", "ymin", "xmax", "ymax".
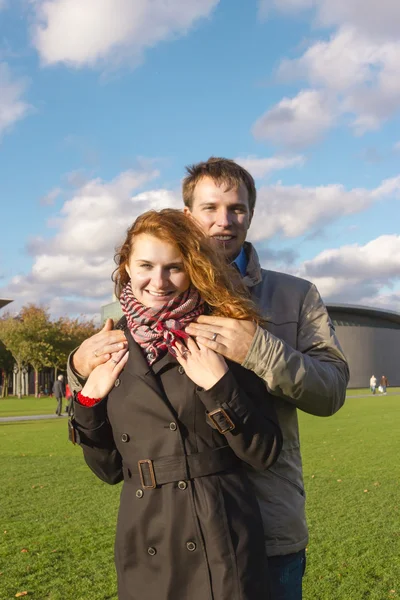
[
  {"xmin": 0, "ymin": 298, "xmax": 13, "ymax": 311},
  {"xmin": 327, "ymin": 304, "xmax": 400, "ymax": 388}
]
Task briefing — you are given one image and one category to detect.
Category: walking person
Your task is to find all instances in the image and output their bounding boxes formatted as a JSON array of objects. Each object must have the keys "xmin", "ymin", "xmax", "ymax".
[
  {"xmin": 68, "ymin": 157, "xmax": 349, "ymax": 600},
  {"xmin": 53, "ymin": 375, "xmax": 65, "ymax": 416},
  {"xmin": 380, "ymin": 375, "xmax": 388, "ymax": 395},
  {"xmin": 65, "ymin": 382, "xmax": 73, "ymax": 415},
  {"xmin": 69, "ymin": 209, "xmax": 282, "ymax": 599},
  {"xmin": 370, "ymin": 374, "xmax": 377, "ymax": 394}
]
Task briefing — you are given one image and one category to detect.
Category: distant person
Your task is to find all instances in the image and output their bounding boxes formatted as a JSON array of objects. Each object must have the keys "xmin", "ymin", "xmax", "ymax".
[
  {"xmin": 370, "ymin": 375, "xmax": 377, "ymax": 394},
  {"xmin": 65, "ymin": 383, "xmax": 73, "ymax": 415},
  {"xmin": 380, "ymin": 375, "xmax": 388, "ymax": 395},
  {"xmin": 53, "ymin": 375, "xmax": 65, "ymax": 416}
]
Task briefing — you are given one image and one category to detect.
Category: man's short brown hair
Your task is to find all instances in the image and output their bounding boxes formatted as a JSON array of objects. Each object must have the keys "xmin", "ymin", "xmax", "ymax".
[{"xmin": 182, "ymin": 157, "xmax": 256, "ymax": 213}]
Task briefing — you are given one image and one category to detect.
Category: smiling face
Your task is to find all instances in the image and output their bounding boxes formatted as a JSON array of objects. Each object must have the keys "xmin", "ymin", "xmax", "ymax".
[
  {"xmin": 125, "ymin": 233, "xmax": 191, "ymax": 308},
  {"xmin": 184, "ymin": 176, "xmax": 253, "ymax": 261}
]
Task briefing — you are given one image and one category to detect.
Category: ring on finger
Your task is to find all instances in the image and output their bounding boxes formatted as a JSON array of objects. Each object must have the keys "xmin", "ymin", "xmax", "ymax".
[
  {"xmin": 94, "ymin": 350, "xmax": 99, "ymax": 358},
  {"xmin": 211, "ymin": 332, "xmax": 218, "ymax": 342},
  {"xmin": 181, "ymin": 350, "xmax": 190, "ymax": 359}
]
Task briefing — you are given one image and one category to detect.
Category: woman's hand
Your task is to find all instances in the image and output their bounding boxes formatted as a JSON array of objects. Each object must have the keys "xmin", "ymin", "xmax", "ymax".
[
  {"xmin": 174, "ymin": 337, "xmax": 228, "ymax": 390},
  {"xmin": 81, "ymin": 348, "xmax": 129, "ymax": 399}
]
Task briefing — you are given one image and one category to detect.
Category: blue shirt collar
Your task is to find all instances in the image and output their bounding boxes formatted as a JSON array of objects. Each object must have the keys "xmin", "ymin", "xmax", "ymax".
[{"xmin": 232, "ymin": 246, "xmax": 248, "ymax": 277}]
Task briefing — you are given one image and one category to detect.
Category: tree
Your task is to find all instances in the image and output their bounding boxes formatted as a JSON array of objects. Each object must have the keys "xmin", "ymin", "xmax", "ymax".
[
  {"xmin": 17, "ymin": 305, "xmax": 54, "ymax": 397},
  {"xmin": 0, "ymin": 314, "xmax": 28, "ymax": 398},
  {"xmin": 0, "ymin": 340, "xmax": 14, "ymax": 398},
  {"xmin": 45, "ymin": 316, "xmax": 98, "ymax": 379}
]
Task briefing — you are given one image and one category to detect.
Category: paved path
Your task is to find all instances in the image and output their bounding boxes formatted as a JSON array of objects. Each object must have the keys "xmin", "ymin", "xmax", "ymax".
[
  {"xmin": 0, "ymin": 414, "xmax": 68, "ymax": 422},
  {"xmin": 1, "ymin": 391, "xmax": 398, "ymax": 423}
]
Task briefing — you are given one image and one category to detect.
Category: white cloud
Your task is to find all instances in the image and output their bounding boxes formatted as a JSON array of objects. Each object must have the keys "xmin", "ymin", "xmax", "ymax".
[
  {"xmin": 260, "ymin": 0, "xmax": 400, "ymax": 39},
  {"xmin": 32, "ymin": 0, "xmax": 219, "ymax": 68},
  {"xmin": 278, "ymin": 27, "xmax": 400, "ymax": 135},
  {"xmin": 252, "ymin": 90, "xmax": 335, "ymax": 148},
  {"xmin": 0, "ymin": 62, "xmax": 30, "ymax": 140},
  {"xmin": 0, "ymin": 166, "xmax": 184, "ymax": 318},
  {"xmin": 234, "ymin": 154, "xmax": 305, "ymax": 178},
  {"xmin": 248, "ymin": 175, "xmax": 400, "ymax": 241},
  {"xmin": 256, "ymin": 0, "xmax": 400, "ymax": 145},
  {"xmin": 296, "ymin": 235, "xmax": 400, "ymax": 307}
]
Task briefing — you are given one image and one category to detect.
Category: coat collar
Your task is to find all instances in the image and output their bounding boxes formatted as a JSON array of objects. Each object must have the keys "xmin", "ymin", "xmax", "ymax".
[{"xmin": 242, "ymin": 242, "xmax": 262, "ymax": 288}]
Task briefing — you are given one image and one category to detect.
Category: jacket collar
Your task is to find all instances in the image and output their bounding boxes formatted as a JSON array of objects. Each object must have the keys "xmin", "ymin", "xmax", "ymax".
[{"xmin": 242, "ymin": 242, "xmax": 262, "ymax": 288}]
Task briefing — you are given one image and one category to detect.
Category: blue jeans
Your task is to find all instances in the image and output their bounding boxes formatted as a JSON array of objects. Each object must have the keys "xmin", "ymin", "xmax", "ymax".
[{"xmin": 268, "ymin": 549, "xmax": 306, "ymax": 600}]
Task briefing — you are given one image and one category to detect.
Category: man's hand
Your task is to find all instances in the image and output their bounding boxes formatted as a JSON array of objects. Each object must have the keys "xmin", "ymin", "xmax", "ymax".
[
  {"xmin": 72, "ymin": 318, "xmax": 128, "ymax": 378},
  {"xmin": 82, "ymin": 348, "xmax": 129, "ymax": 399},
  {"xmin": 185, "ymin": 316, "xmax": 257, "ymax": 365}
]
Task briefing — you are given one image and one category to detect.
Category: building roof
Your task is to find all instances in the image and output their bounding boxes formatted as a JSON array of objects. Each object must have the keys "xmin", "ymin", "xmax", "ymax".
[
  {"xmin": 0, "ymin": 299, "xmax": 13, "ymax": 310},
  {"xmin": 326, "ymin": 303, "xmax": 400, "ymax": 327}
]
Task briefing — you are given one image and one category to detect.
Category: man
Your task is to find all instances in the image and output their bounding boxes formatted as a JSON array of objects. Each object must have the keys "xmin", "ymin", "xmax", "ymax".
[
  {"xmin": 68, "ymin": 157, "xmax": 349, "ymax": 599},
  {"xmin": 370, "ymin": 374, "xmax": 377, "ymax": 394},
  {"xmin": 53, "ymin": 374, "xmax": 65, "ymax": 416}
]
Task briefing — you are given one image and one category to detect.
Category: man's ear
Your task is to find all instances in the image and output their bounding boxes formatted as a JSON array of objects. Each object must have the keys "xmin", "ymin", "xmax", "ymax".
[{"xmin": 183, "ymin": 206, "xmax": 191, "ymax": 217}]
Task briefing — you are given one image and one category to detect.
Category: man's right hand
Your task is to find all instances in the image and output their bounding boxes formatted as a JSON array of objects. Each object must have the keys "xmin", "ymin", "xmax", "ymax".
[{"xmin": 72, "ymin": 318, "xmax": 128, "ymax": 379}]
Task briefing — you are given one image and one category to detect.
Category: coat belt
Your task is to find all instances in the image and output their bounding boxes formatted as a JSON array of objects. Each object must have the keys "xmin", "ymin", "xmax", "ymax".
[{"xmin": 123, "ymin": 445, "xmax": 240, "ymax": 489}]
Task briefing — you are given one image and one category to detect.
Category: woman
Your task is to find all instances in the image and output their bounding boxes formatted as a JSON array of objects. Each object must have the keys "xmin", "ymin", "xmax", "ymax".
[{"xmin": 70, "ymin": 209, "xmax": 282, "ymax": 600}]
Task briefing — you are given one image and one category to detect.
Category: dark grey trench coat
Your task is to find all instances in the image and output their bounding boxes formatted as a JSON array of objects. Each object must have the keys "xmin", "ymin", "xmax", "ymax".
[{"xmin": 71, "ymin": 325, "xmax": 282, "ymax": 600}]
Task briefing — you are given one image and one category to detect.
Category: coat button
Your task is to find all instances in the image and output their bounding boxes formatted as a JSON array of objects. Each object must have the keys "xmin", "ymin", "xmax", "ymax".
[
  {"xmin": 186, "ymin": 541, "xmax": 196, "ymax": 552},
  {"xmin": 147, "ymin": 547, "xmax": 157, "ymax": 556},
  {"xmin": 114, "ymin": 378, "xmax": 121, "ymax": 387},
  {"xmin": 178, "ymin": 366, "xmax": 185, "ymax": 375},
  {"xmin": 136, "ymin": 489, "xmax": 143, "ymax": 498},
  {"xmin": 169, "ymin": 422, "xmax": 177, "ymax": 431},
  {"xmin": 121, "ymin": 433, "xmax": 129, "ymax": 443},
  {"xmin": 178, "ymin": 480, "xmax": 187, "ymax": 490}
]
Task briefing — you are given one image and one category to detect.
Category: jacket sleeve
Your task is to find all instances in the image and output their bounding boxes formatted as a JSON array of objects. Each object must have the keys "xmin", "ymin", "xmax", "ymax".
[
  {"xmin": 242, "ymin": 284, "xmax": 350, "ymax": 417},
  {"xmin": 196, "ymin": 370, "xmax": 282, "ymax": 472},
  {"xmin": 70, "ymin": 396, "xmax": 123, "ymax": 485},
  {"xmin": 67, "ymin": 349, "xmax": 87, "ymax": 394}
]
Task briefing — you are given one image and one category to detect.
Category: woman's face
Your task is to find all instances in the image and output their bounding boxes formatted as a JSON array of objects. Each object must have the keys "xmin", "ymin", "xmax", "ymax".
[{"xmin": 125, "ymin": 234, "xmax": 190, "ymax": 308}]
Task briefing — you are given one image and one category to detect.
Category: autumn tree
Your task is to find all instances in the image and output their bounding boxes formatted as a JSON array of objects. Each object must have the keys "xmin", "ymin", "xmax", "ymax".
[
  {"xmin": 0, "ymin": 340, "xmax": 14, "ymax": 398},
  {"xmin": 0, "ymin": 314, "xmax": 29, "ymax": 398},
  {"xmin": 17, "ymin": 305, "xmax": 54, "ymax": 397}
]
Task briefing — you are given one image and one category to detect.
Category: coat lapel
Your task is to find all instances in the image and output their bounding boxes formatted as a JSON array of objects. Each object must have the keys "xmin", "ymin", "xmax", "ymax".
[{"xmin": 123, "ymin": 328, "xmax": 171, "ymax": 401}]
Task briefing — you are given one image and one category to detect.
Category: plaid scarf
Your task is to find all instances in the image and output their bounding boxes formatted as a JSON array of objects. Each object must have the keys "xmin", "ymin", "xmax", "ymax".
[{"xmin": 120, "ymin": 281, "xmax": 205, "ymax": 365}]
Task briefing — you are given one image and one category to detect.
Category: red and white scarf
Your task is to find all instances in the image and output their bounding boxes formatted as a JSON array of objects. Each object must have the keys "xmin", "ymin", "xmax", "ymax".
[{"xmin": 120, "ymin": 281, "xmax": 205, "ymax": 365}]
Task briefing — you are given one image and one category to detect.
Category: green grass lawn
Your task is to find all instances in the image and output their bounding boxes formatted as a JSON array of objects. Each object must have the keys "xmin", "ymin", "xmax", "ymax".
[
  {"xmin": 0, "ymin": 397, "xmax": 63, "ymax": 417},
  {"xmin": 0, "ymin": 393, "xmax": 399, "ymax": 599},
  {"xmin": 2, "ymin": 388, "xmax": 399, "ymax": 418}
]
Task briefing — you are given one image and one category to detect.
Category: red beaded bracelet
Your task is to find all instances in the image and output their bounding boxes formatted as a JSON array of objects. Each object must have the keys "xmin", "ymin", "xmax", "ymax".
[{"xmin": 76, "ymin": 391, "xmax": 102, "ymax": 407}]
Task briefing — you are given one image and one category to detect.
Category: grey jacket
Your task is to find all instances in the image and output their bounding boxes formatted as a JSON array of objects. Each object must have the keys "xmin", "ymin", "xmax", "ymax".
[
  {"xmin": 240, "ymin": 242, "xmax": 349, "ymax": 555},
  {"xmin": 67, "ymin": 242, "xmax": 349, "ymax": 557}
]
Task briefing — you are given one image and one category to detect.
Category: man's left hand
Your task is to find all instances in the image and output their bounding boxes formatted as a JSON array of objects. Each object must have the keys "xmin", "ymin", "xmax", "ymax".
[{"xmin": 185, "ymin": 316, "xmax": 257, "ymax": 364}]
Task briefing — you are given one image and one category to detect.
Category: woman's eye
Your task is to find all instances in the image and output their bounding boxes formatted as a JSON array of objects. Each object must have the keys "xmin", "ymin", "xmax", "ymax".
[{"xmin": 140, "ymin": 263, "xmax": 152, "ymax": 269}]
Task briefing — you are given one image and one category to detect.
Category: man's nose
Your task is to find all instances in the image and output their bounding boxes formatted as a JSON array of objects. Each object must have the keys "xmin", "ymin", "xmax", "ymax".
[{"xmin": 216, "ymin": 208, "xmax": 232, "ymax": 228}]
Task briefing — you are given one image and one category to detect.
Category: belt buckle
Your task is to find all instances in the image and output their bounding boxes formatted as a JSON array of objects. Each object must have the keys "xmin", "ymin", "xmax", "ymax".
[
  {"xmin": 138, "ymin": 459, "xmax": 157, "ymax": 489},
  {"xmin": 207, "ymin": 408, "xmax": 235, "ymax": 434}
]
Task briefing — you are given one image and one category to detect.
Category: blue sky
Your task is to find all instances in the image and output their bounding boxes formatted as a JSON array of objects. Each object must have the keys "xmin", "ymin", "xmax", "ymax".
[{"xmin": 1, "ymin": 0, "xmax": 399, "ymax": 319}]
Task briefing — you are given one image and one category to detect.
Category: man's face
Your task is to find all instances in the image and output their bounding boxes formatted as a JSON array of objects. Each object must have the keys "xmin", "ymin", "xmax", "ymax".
[{"xmin": 184, "ymin": 177, "xmax": 253, "ymax": 261}]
